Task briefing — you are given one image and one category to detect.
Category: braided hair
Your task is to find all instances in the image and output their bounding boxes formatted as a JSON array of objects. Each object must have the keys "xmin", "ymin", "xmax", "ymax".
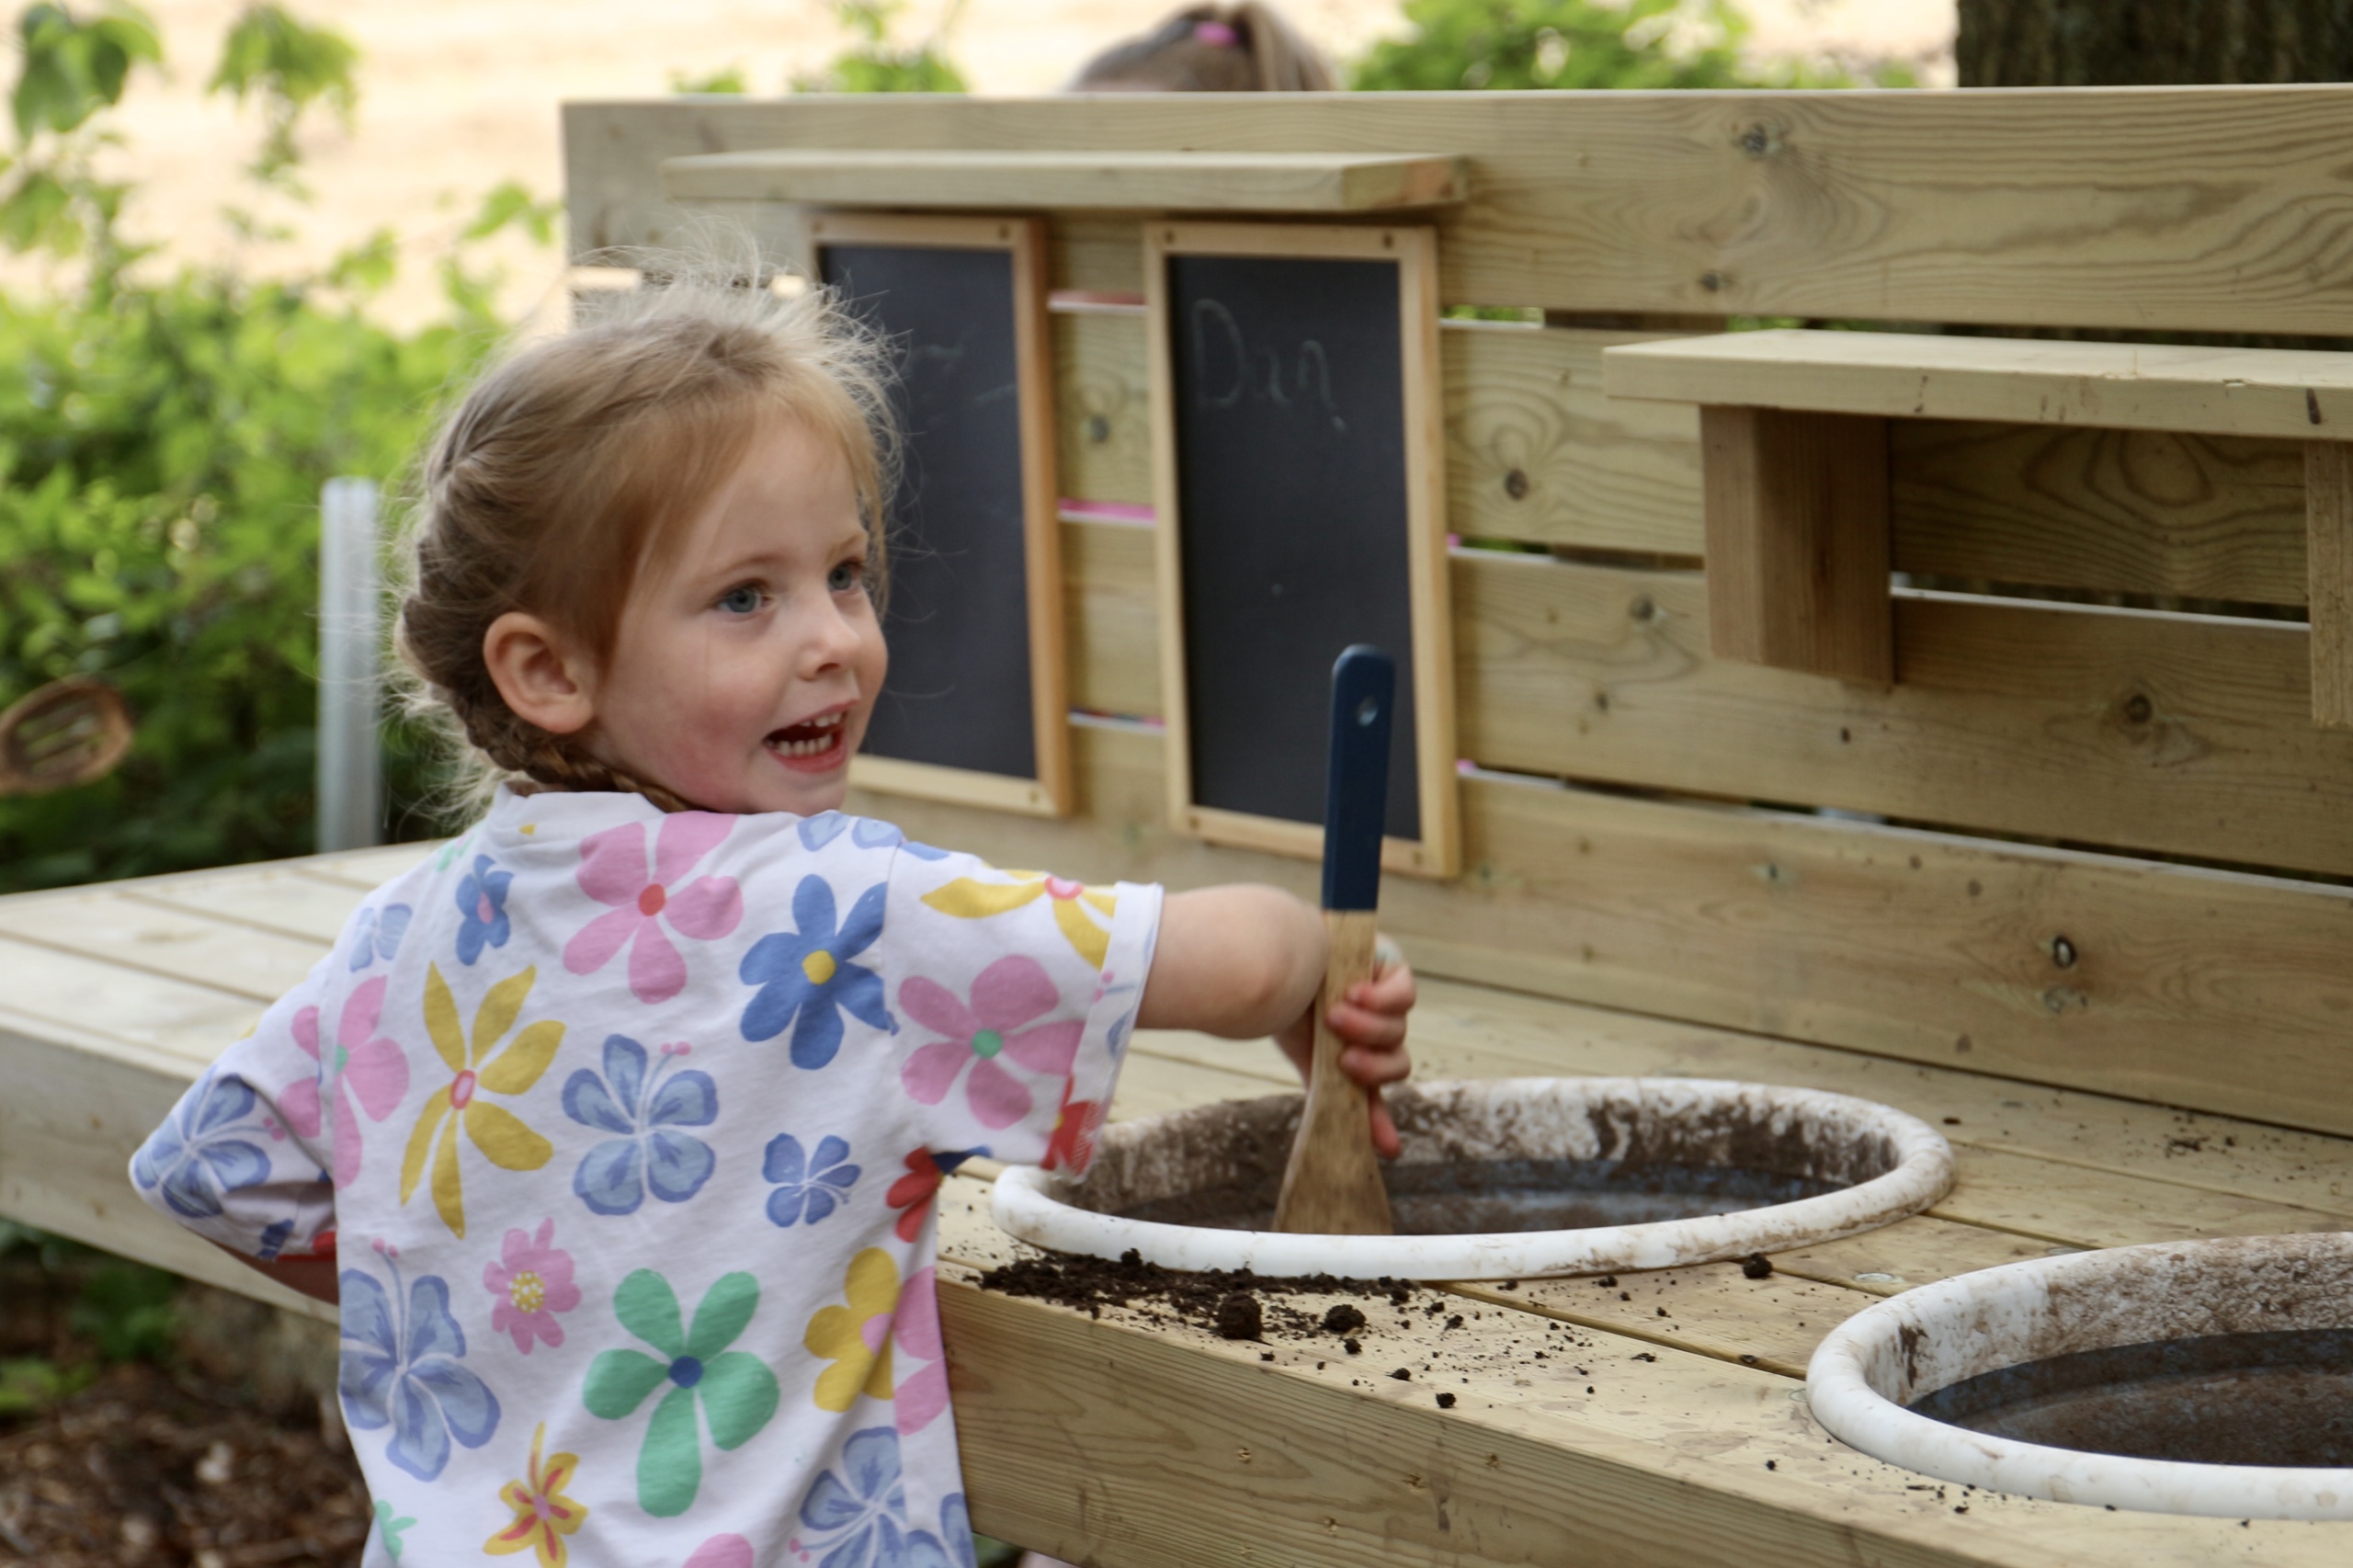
[{"xmin": 392, "ymin": 236, "xmax": 896, "ymax": 819}]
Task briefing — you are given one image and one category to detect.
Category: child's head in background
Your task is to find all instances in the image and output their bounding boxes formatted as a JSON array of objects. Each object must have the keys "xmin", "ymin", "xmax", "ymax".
[
  {"xmin": 1065, "ymin": 3, "xmax": 1336, "ymax": 93},
  {"xmin": 396, "ymin": 244, "xmax": 898, "ymax": 820}
]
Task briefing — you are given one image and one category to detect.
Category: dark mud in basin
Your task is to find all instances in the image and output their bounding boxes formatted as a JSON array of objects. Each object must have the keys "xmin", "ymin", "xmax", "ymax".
[
  {"xmin": 1910, "ymin": 1327, "xmax": 2353, "ymax": 1469},
  {"xmin": 1076, "ymin": 1085, "xmax": 1881, "ymax": 1234}
]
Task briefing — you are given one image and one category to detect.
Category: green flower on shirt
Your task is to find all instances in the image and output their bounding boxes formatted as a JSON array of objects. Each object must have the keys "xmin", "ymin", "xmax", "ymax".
[{"xmin": 583, "ymin": 1269, "xmax": 779, "ymax": 1517}]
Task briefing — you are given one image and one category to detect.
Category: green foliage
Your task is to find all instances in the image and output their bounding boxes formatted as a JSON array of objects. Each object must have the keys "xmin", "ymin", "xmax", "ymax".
[
  {"xmin": 791, "ymin": 0, "xmax": 968, "ymax": 94},
  {"xmin": 11, "ymin": 0, "xmax": 155, "ymax": 138},
  {"xmin": 669, "ymin": 63, "xmax": 750, "ymax": 96},
  {"xmin": 1349, "ymin": 0, "xmax": 1916, "ymax": 91},
  {"xmin": 67, "ymin": 1258, "xmax": 178, "ymax": 1361},
  {"xmin": 0, "ymin": 2, "xmax": 158, "ymax": 267},
  {"xmin": 206, "ymin": 3, "xmax": 359, "ymax": 189},
  {"xmin": 0, "ymin": 1356, "xmax": 93, "ymax": 1415},
  {"xmin": 0, "ymin": 3, "xmax": 535, "ymax": 893}
]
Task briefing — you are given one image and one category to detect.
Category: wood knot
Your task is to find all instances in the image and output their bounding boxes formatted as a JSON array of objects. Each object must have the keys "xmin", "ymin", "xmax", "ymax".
[
  {"xmin": 1085, "ymin": 415, "xmax": 1110, "ymax": 444},
  {"xmin": 2050, "ymin": 935, "xmax": 2078, "ymax": 969},
  {"xmin": 1699, "ymin": 270, "xmax": 1728, "ymax": 293},
  {"xmin": 1503, "ymin": 467, "xmax": 1529, "ymax": 500},
  {"xmin": 1736, "ymin": 123, "xmax": 1777, "ymax": 158},
  {"xmin": 2122, "ymin": 693, "xmax": 2154, "ymax": 724}
]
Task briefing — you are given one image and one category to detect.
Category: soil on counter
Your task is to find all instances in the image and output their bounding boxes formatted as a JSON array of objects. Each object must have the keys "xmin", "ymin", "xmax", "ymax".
[{"xmin": 978, "ymin": 1248, "xmax": 1415, "ymax": 1340}]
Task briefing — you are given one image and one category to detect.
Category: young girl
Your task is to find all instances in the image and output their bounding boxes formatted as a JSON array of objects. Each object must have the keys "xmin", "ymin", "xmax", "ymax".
[
  {"xmin": 1064, "ymin": 3, "xmax": 1336, "ymax": 93},
  {"xmin": 129, "ymin": 253, "xmax": 1414, "ymax": 1567}
]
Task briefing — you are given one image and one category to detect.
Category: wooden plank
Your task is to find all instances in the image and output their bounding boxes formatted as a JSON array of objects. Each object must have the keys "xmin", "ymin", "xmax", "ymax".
[
  {"xmin": 847, "ymin": 722, "xmax": 2353, "ymax": 1135},
  {"xmin": 568, "ymin": 89, "xmax": 2353, "ymax": 336},
  {"xmin": 1891, "ymin": 421, "xmax": 2307, "ymax": 604},
  {"xmin": 665, "ymin": 150, "xmax": 1468, "ymax": 212},
  {"xmin": 0, "ymin": 935, "xmax": 264, "ymax": 1067},
  {"xmin": 1458, "ymin": 553, "xmax": 2353, "ymax": 876},
  {"xmin": 1699, "ymin": 407, "xmax": 1892, "ymax": 681},
  {"xmin": 933, "ymin": 1265, "xmax": 2345, "ymax": 1566},
  {"xmin": 1062, "ymin": 518, "xmax": 1161, "ymax": 717},
  {"xmin": 1443, "ymin": 320, "xmax": 1705, "ymax": 553},
  {"xmin": 0, "ymin": 887, "xmax": 328, "ymax": 1003},
  {"xmin": 1054, "ymin": 309, "xmax": 1153, "ymax": 507},
  {"xmin": 1608, "ymin": 329, "xmax": 2353, "ymax": 439},
  {"xmin": 2309, "ymin": 440, "xmax": 2353, "ymax": 727},
  {"xmin": 128, "ymin": 865, "xmax": 376, "ymax": 944}
]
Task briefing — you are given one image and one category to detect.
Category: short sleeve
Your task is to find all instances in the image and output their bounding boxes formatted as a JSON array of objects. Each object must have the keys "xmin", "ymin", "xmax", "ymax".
[
  {"xmin": 882, "ymin": 844, "xmax": 1161, "ymax": 1176},
  {"xmin": 128, "ymin": 950, "xmax": 339, "ymax": 1261}
]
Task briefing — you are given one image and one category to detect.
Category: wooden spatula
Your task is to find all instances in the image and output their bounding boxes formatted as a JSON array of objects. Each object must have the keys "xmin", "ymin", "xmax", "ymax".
[
  {"xmin": 1273, "ymin": 644, "xmax": 1397, "ymax": 1235},
  {"xmin": 0, "ymin": 676, "xmax": 135, "ymax": 796}
]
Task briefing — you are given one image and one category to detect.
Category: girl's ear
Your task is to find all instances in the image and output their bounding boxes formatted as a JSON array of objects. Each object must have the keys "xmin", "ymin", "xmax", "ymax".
[{"xmin": 483, "ymin": 612, "xmax": 597, "ymax": 736}]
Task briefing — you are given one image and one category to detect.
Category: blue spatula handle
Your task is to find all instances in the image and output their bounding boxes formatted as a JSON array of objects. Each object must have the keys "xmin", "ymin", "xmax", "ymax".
[{"xmin": 1323, "ymin": 645, "xmax": 1395, "ymax": 914}]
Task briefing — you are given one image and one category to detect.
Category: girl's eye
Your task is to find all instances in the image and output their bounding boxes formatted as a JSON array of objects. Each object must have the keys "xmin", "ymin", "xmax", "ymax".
[
  {"xmin": 717, "ymin": 584, "xmax": 765, "ymax": 615},
  {"xmin": 828, "ymin": 561, "xmax": 867, "ymax": 594}
]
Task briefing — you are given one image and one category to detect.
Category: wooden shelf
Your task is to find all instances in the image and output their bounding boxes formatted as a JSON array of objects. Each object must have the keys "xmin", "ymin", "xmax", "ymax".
[
  {"xmin": 1603, "ymin": 328, "xmax": 2353, "ymax": 441},
  {"xmin": 660, "ymin": 149, "xmax": 1468, "ymax": 212}
]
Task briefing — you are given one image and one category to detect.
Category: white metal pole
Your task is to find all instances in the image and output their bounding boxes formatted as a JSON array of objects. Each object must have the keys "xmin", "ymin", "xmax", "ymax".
[{"xmin": 317, "ymin": 477, "xmax": 382, "ymax": 853}]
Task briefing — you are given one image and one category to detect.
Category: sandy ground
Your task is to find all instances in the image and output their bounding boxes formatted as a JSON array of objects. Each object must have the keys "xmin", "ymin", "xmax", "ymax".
[{"xmin": 63, "ymin": 0, "xmax": 1954, "ymax": 327}]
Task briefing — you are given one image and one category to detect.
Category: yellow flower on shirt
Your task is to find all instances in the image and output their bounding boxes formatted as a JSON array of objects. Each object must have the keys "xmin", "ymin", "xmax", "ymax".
[
  {"xmin": 804, "ymin": 1248, "xmax": 902, "ymax": 1413},
  {"xmin": 400, "ymin": 964, "xmax": 563, "ymax": 1237},
  {"xmin": 921, "ymin": 869, "xmax": 1117, "ymax": 971}
]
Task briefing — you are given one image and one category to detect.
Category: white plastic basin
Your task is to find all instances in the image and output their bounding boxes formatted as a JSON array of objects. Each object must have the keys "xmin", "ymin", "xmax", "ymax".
[
  {"xmin": 1807, "ymin": 1233, "xmax": 2353, "ymax": 1518},
  {"xmin": 994, "ymin": 1076, "xmax": 1953, "ymax": 1280}
]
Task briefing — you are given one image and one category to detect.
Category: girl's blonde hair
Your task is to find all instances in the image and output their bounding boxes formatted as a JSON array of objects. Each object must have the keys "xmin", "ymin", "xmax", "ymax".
[
  {"xmin": 1064, "ymin": 3, "xmax": 1336, "ymax": 92},
  {"xmin": 393, "ymin": 237, "xmax": 897, "ymax": 816}
]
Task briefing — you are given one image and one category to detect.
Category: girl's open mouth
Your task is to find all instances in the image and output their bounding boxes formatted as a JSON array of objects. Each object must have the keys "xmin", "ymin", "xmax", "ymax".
[{"xmin": 765, "ymin": 710, "xmax": 847, "ymax": 770}]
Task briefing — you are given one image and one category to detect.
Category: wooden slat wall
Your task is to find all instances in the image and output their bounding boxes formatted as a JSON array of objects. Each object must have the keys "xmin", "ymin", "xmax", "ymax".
[
  {"xmin": 569, "ymin": 89, "xmax": 2353, "ymax": 335},
  {"xmin": 588, "ymin": 91, "xmax": 2353, "ymax": 1131}
]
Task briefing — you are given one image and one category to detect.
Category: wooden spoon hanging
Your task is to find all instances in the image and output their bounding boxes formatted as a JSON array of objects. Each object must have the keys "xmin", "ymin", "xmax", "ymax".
[
  {"xmin": 0, "ymin": 676, "xmax": 135, "ymax": 796},
  {"xmin": 1273, "ymin": 644, "xmax": 1396, "ymax": 1235}
]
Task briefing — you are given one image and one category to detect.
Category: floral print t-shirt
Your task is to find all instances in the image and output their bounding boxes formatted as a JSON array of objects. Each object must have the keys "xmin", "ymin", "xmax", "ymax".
[{"xmin": 129, "ymin": 787, "xmax": 1161, "ymax": 1568}]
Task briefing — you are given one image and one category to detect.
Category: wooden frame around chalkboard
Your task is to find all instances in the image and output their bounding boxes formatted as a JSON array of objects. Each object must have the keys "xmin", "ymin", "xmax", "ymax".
[
  {"xmin": 1144, "ymin": 220, "xmax": 1459, "ymax": 879},
  {"xmin": 803, "ymin": 211, "xmax": 1073, "ymax": 818}
]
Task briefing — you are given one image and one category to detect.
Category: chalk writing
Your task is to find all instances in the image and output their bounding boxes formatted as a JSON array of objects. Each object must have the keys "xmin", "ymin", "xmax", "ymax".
[{"xmin": 1188, "ymin": 298, "xmax": 1347, "ymax": 434}]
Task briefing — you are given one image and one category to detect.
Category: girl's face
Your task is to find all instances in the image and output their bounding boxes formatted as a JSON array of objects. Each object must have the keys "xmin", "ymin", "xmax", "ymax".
[{"xmin": 587, "ymin": 415, "xmax": 885, "ymax": 816}]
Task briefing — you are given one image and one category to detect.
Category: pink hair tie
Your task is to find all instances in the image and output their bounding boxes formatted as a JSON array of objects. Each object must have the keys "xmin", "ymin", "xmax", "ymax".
[{"xmin": 1193, "ymin": 19, "xmax": 1238, "ymax": 46}]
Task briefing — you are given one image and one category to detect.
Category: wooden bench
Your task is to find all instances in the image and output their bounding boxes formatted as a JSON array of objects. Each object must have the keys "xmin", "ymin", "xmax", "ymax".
[{"xmin": 10, "ymin": 84, "xmax": 2353, "ymax": 1564}]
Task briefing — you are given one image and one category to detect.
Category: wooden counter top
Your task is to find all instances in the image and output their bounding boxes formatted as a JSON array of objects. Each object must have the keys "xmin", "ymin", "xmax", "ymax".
[{"xmin": 5, "ymin": 844, "xmax": 2350, "ymax": 1565}]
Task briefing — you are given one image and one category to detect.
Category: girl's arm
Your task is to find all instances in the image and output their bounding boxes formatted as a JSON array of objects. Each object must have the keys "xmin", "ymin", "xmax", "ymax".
[
  {"xmin": 211, "ymin": 1241, "xmax": 340, "ymax": 1306},
  {"xmin": 1137, "ymin": 883, "xmax": 1417, "ymax": 1156},
  {"xmin": 1136, "ymin": 884, "xmax": 1327, "ymax": 1038}
]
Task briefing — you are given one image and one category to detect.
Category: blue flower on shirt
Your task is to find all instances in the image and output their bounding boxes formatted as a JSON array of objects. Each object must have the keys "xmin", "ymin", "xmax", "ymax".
[
  {"xmin": 454, "ymin": 855, "xmax": 513, "ymax": 965},
  {"xmin": 799, "ymin": 812, "xmax": 949, "ymax": 860},
  {"xmin": 913, "ymin": 1497, "xmax": 976, "ymax": 1568},
  {"xmin": 349, "ymin": 903, "xmax": 414, "ymax": 971},
  {"xmin": 739, "ymin": 876, "xmax": 893, "ymax": 1069},
  {"xmin": 130, "ymin": 1067, "xmax": 272, "ymax": 1221},
  {"xmin": 793, "ymin": 1426, "xmax": 911, "ymax": 1568},
  {"xmin": 763, "ymin": 1134, "xmax": 859, "ymax": 1226},
  {"xmin": 563, "ymin": 1034, "xmax": 719, "ymax": 1216},
  {"xmin": 339, "ymin": 1243, "xmax": 500, "ymax": 1482}
]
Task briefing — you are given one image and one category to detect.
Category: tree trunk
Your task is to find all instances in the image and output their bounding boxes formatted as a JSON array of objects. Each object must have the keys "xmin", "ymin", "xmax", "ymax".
[{"xmin": 1957, "ymin": 0, "xmax": 2353, "ymax": 85}]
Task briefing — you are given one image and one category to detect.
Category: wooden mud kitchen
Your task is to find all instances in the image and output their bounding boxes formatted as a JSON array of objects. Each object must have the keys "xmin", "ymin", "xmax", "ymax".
[{"xmin": 9, "ymin": 85, "xmax": 2353, "ymax": 1564}]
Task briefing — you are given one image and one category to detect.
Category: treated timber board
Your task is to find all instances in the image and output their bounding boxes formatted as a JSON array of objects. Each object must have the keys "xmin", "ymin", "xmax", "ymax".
[
  {"xmin": 1048, "ymin": 315, "xmax": 2319, "ymax": 597},
  {"xmin": 927, "ymin": 1254, "xmax": 2339, "ymax": 1566},
  {"xmin": 1458, "ymin": 554, "xmax": 2353, "ymax": 877},
  {"xmin": 1060, "ymin": 519, "xmax": 1160, "ymax": 717},
  {"xmin": 570, "ymin": 88, "xmax": 2353, "ymax": 336},
  {"xmin": 663, "ymin": 149, "xmax": 1469, "ymax": 212},
  {"xmin": 0, "ymin": 886, "xmax": 329, "ymax": 1002},
  {"xmin": 1698, "ymin": 406, "xmax": 1893, "ymax": 681},
  {"xmin": 2311, "ymin": 441, "xmax": 2353, "ymax": 728},
  {"xmin": 0, "ymin": 934, "xmax": 266, "ymax": 1068},
  {"xmin": 1607, "ymin": 329, "xmax": 2353, "ymax": 440},
  {"xmin": 1891, "ymin": 421, "xmax": 2308, "ymax": 604},
  {"xmin": 847, "ymin": 720, "xmax": 2353, "ymax": 1137}
]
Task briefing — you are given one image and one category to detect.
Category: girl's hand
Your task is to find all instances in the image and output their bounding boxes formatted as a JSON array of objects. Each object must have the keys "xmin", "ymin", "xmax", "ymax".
[{"xmin": 1276, "ymin": 937, "xmax": 1417, "ymax": 1159}]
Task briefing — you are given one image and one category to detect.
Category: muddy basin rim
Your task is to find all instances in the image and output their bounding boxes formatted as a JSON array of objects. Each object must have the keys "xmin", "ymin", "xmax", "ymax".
[
  {"xmin": 994, "ymin": 1076, "xmax": 1954, "ymax": 1280},
  {"xmin": 1807, "ymin": 1233, "xmax": 2353, "ymax": 1518}
]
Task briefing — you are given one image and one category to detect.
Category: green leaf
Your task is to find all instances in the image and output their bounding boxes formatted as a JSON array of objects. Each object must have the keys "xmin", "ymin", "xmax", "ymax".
[
  {"xmin": 639, "ymin": 1384, "xmax": 704, "ymax": 1517},
  {"xmin": 684, "ymin": 1271, "xmax": 760, "ymax": 1359},
  {"xmin": 613, "ymin": 1267, "xmax": 686, "ymax": 1358},
  {"xmin": 582, "ymin": 1347, "xmax": 670, "ymax": 1419},
  {"xmin": 459, "ymin": 179, "xmax": 558, "ymax": 246},
  {"xmin": 696, "ymin": 1350, "xmax": 779, "ymax": 1450},
  {"xmin": 668, "ymin": 63, "xmax": 749, "ymax": 96}
]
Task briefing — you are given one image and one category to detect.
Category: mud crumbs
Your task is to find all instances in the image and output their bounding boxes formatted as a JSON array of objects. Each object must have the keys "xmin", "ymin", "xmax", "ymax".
[{"xmin": 977, "ymin": 1249, "xmax": 1396, "ymax": 1340}]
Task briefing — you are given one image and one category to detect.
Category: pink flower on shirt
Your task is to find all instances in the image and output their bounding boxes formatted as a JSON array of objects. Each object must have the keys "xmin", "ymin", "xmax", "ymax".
[
  {"xmin": 899, "ymin": 956, "xmax": 1083, "ymax": 1130},
  {"xmin": 563, "ymin": 814, "xmax": 745, "ymax": 1005},
  {"xmin": 892, "ymin": 1267, "xmax": 949, "ymax": 1435},
  {"xmin": 483, "ymin": 1217, "xmax": 582, "ymax": 1353},
  {"xmin": 286, "ymin": 975, "xmax": 411, "ymax": 1188}
]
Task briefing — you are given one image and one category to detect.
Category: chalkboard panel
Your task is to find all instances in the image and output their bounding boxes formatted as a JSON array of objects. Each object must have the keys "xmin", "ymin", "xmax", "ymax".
[
  {"xmin": 811, "ymin": 214, "xmax": 1069, "ymax": 816},
  {"xmin": 1147, "ymin": 222, "xmax": 1459, "ymax": 879}
]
